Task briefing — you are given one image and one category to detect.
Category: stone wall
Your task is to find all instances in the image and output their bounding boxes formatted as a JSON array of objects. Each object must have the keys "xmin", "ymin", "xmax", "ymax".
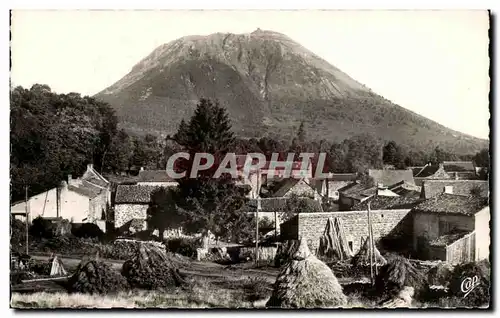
[
  {"xmin": 292, "ymin": 209, "xmax": 412, "ymax": 254},
  {"xmin": 115, "ymin": 203, "xmax": 148, "ymax": 229}
]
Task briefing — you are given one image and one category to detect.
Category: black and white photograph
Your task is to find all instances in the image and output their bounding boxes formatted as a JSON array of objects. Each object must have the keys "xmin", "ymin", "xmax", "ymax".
[{"xmin": 9, "ymin": 9, "xmax": 491, "ymax": 309}]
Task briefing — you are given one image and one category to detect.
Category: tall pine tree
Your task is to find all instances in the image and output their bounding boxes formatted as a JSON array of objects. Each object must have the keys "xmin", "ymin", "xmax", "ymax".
[{"xmin": 167, "ymin": 98, "xmax": 250, "ymax": 243}]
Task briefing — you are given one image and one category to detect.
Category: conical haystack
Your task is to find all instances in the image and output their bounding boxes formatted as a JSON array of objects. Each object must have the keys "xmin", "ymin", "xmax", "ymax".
[
  {"xmin": 274, "ymin": 240, "xmax": 300, "ymax": 267},
  {"xmin": 121, "ymin": 243, "xmax": 186, "ymax": 289},
  {"xmin": 266, "ymin": 239, "xmax": 347, "ymax": 308},
  {"xmin": 49, "ymin": 255, "xmax": 67, "ymax": 276},
  {"xmin": 318, "ymin": 217, "xmax": 353, "ymax": 261},
  {"xmin": 375, "ymin": 255, "xmax": 427, "ymax": 297},
  {"xmin": 352, "ymin": 236, "xmax": 387, "ymax": 267},
  {"xmin": 67, "ymin": 259, "xmax": 129, "ymax": 294}
]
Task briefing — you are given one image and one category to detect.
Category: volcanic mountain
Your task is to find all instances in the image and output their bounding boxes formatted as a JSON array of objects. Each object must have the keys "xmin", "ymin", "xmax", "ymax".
[{"xmin": 95, "ymin": 29, "xmax": 487, "ymax": 154}]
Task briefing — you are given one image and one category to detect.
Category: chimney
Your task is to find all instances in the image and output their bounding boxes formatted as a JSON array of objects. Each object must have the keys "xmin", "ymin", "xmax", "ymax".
[
  {"xmin": 68, "ymin": 174, "xmax": 72, "ymax": 184},
  {"xmin": 454, "ymin": 172, "xmax": 459, "ymax": 180},
  {"xmin": 87, "ymin": 164, "xmax": 93, "ymax": 171},
  {"xmin": 444, "ymin": 186, "xmax": 453, "ymax": 194}
]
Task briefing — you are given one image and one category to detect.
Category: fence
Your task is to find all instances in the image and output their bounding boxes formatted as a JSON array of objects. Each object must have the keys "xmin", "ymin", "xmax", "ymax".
[{"xmin": 446, "ymin": 231, "xmax": 475, "ymax": 264}]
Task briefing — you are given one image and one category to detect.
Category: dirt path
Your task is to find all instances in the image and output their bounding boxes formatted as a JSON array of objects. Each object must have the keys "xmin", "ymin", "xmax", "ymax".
[{"xmin": 30, "ymin": 255, "xmax": 279, "ymax": 283}]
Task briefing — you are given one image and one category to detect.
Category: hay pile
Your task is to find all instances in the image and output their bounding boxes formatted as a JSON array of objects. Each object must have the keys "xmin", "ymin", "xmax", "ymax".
[
  {"xmin": 274, "ymin": 240, "xmax": 300, "ymax": 267},
  {"xmin": 427, "ymin": 262, "xmax": 454, "ymax": 287},
  {"xmin": 375, "ymin": 255, "xmax": 427, "ymax": 297},
  {"xmin": 121, "ymin": 243, "xmax": 186, "ymax": 289},
  {"xmin": 352, "ymin": 236, "xmax": 387, "ymax": 267},
  {"xmin": 449, "ymin": 260, "xmax": 490, "ymax": 307},
  {"xmin": 67, "ymin": 259, "xmax": 129, "ymax": 294},
  {"xmin": 266, "ymin": 239, "xmax": 347, "ymax": 308},
  {"xmin": 318, "ymin": 217, "xmax": 353, "ymax": 261}
]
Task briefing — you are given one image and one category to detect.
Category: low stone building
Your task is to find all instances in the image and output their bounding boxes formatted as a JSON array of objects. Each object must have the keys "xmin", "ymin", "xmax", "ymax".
[
  {"xmin": 411, "ymin": 193, "xmax": 489, "ymax": 263},
  {"xmin": 114, "ymin": 184, "xmax": 161, "ymax": 230},
  {"xmin": 135, "ymin": 169, "xmax": 179, "ymax": 187},
  {"xmin": 412, "ymin": 163, "xmax": 451, "ymax": 186},
  {"xmin": 313, "ymin": 173, "xmax": 358, "ymax": 201},
  {"xmin": 420, "ymin": 180, "xmax": 489, "ymax": 199}
]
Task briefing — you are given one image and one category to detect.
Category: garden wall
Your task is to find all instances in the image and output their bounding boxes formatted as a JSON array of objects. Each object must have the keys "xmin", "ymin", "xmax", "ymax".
[{"xmin": 284, "ymin": 209, "xmax": 412, "ymax": 254}]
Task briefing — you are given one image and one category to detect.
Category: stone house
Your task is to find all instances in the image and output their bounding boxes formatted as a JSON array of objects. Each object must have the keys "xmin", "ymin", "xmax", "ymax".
[
  {"xmin": 136, "ymin": 169, "xmax": 179, "ymax": 187},
  {"xmin": 420, "ymin": 180, "xmax": 489, "ymax": 199},
  {"xmin": 10, "ymin": 164, "xmax": 110, "ymax": 231},
  {"xmin": 442, "ymin": 161, "xmax": 478, "ymax": 180},
  {"xmin": 114, "ymin": 184, "xmax": 161, "ymax": 230},
  {"xmin": 368, "ymin": 169, "xmax": 415, "ymax": 187},
  {"xmin": 338, "ymin": 182, "xmax": 399, "ymax": 211},
  {"xmin": 313, "ymin": 173, "xmax": 358, "ymax": 201},
  {"xmin": 412, "ymin": 163, "xmax": 451, "ymax": 186},
  {"xmin": 411, "ymin": 193, "xmax": 490, "ymax": 263}
]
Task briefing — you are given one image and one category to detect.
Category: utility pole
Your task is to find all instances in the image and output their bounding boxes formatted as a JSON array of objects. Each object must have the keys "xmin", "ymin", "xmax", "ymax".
[
  {"xmin": 367, "ymin": 201, "xmax": 374, "ymax": 286},
  {"xmin": 25, "ymin": 185, "xmax": 29, "ymax": 255},
  {"xmin": 255, "ymin": 196, "xmax": 261, "ymax": 266}
]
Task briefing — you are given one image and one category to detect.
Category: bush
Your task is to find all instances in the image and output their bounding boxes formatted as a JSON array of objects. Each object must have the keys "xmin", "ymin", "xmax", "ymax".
[
  {"xmin": 165, "ymin": 237, "xmax": 200, "ymax": 258},
  {"xmin": 448, "ymin": 260, "xmax": 490, "ymax": 307},
  {"xmin": 10, "ymin": 217, "xmax": 27, "ymax": 249},
  {"xmin": 72, "ymin": 223, "xmax": 104, "ymax": 240},
  {"xmin": 30, "ymin": 217, "xmax": 56, "ymax": 239}
]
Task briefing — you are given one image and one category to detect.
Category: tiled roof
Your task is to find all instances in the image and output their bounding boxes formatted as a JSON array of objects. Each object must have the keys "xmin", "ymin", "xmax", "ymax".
[
  {"xmin": 240, "ymin": 197, "xmax": 322, "ymax": 212},
  {"xmin": 85, "ymin": 177, "xmax": 109, "ymax": 188},
  {"xmin": 68, "ymin": 181, "xmax": 103, "ymax": 199},
  {"xmin": 421, "ymin": 180, "xmax": 489, "ymax": 199},
  {"xmin": 115, "ymin": 185, "xmax": 162, "ymax": 204},
  {"xmin": 414, "ymin": 165, "xmax": 440, "ymax": 178},
  {"xmin": 389, "ymin": 181, "xmax": 421, "ymax": 196},
  {"xmin": 412, "ymin": 193, "xmax": 488, "ymax": 216},
  {"xmin": 136, "ymin": 170, "xmax": 177, "ymax": 183},
  {"xmin": 443, "ymin": 161, "xmax": 475, "ymax": 172},
  {"xmin": 272, "ymin": 179, "xmax": 302, "ymax": 197},
  {"xmin": 368, "ymin": 169, "xmax": 415, "ymax": 187},
  {"xmin": 314, "ymin": 173, "xmax": 358, "ymax": 181},
  {"xmin": 429, "ymin": 230, "xmax": 471, "ymax": 247},
  {"xmin": 351, "ymin": 195, "xmax": 423, "ymax": 211}
]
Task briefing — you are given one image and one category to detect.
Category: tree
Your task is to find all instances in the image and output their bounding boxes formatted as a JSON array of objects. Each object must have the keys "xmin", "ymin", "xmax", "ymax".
[
  {"xmin": 167, "ymin": 98, "xmax": 249, "ymax": 242},
  {"xmin": 146, "ymin": 187, "xmax": 181, "ymax": 241},
  {"xmin": 383, "ymin": 141, "xmax": 405, "ymax": 168},
  {"xmin": 345, "ymin": 134, "xmax": 383, "ymax": 173},
  {"xmin": 297, "ymin": 121, "xmax": 306, "ymax": 143},
  {"xmin": 474, "ymin": 148, "xmax": 489, "ymax": 168}
]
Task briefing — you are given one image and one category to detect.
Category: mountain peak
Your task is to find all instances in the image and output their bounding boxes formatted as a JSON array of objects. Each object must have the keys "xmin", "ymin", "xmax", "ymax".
[{"xmin": 95, "ymin": 30, "xmax": 486, "ymax": 154}]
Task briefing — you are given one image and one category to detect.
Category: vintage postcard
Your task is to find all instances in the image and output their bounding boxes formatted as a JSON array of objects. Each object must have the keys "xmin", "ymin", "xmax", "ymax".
[{"xmin": 9, "ymin": 10, "xmax": 490, "ymax": 309}]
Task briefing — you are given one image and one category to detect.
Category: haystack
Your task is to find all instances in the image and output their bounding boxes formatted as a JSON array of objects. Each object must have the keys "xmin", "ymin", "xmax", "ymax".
[
  {"xmin": 67, "ymin": 259, "xmax": 129, "ymax": 294},
  {"xmin": 318, "ymin": 217, "xmax": 353, "ymax": 261},
  {"xmin": 121, "ymin": 243, "xmax": 186, "ymax": 289},
  {"xmin": 49, "ymin": 255, "xmax": 67, "ymax": 276},
  {"xmin": 266, "ymin": 239, "xmax": 347, "ymax": 308},
  {"xmin": 352, "ymin": 236, "xmax": 387, "ymax": 267},
  {"xmin": 375, "ymin": 255, "xmax": 427, "ymax": 297},
  {"xmin": 274, "ymin": 240, "xmax": 300, "ymax": 267}
]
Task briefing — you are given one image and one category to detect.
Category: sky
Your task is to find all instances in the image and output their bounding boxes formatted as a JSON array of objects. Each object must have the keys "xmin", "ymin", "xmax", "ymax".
[{"xmin": 10, "ymin": 10, "xmax": 490, "ymax": 139}]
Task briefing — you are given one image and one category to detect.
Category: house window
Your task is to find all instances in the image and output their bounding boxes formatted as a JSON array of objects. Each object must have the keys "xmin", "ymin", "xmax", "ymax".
[
  {"xmin": 348, "ymin": 241, "xmax": 353, "ymax": 251},
  {"xmin": 444, "ymin": 186, "xmax": 453, "ymax": 194}
]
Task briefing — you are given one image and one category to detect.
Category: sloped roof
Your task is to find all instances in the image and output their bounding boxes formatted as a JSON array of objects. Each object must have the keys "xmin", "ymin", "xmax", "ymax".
[
  {"xmin": 412, "ymin": 193, "xmax": 488, "ymax": 216},
  {"xmin": 429, "ymin": 230, "xmax": 471, "ymax": 247},
  {"xmin": 137, "ymin": 170, "xmax": 177, "ymax": 183},
  {"xmin": 443, "ymin": 161, "xmax": 475, "ymax": 172},
  {"xmin": 448, "ymin": 171, "xmax": 479, "ymax": 180},
  {"xmin": 351, "ymin": 195, "xmax": 423, "ymax": 211},
  {"xmin": 389, "ymin": 181, "xmax": 421, "ymax": 196},
  {"xmin": 68, "ymin": 181, "xmax": 103, "ymax": 199},
  {"xmin": 241, "ymin": 197, "xmax": 322, "ymax": 212},
  {"xmin": 368, "ymin": 169, "xmax": 415, "ymax": 187},
  {"xmin": 273, "ymin": 178, "xmax": 302, "ymax": 197},
  {"xmin": 315, "ymin": 173, "xmax": 358, "ymax": 181},
  {"xmin": 115, "ymin": 185, "xmax": 162, "ymax": 204},
  {"xmin": 421, "ymin": 180, "xmax": 489, "ymax": 199},
  {"xmin": 414, "ymin": 165, "xmax": 440, "ymax": 177}
]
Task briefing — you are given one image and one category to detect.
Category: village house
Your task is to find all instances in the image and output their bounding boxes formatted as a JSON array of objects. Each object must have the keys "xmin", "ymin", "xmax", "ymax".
[
  {"xmin": 10, "ymin": 164, "xmax": 110, "ymax": 231},
  {"xmin": 135, "ymin": 168, "xmax": 179, "ymax": 187},
  {"xmin": 313, "ymin": 173, "xmax": 358, "ymax": 201},
  {"xmin": 442, "ymin": 161, "xmax": 478, "ymax": 180},
  {"xmin": 388, "ymin": 180, "xmax": 421, "ymax": 197},
  {"xmin": 368, "ymin": 169, "xmax": 415, "ymax": 187},
  {"xmin": 338, "ymin": 182, "xmax": 400, "ymax": 211},
  {"xmin": 114, "ymin": 184, "xmax": 161, "ymax": 230},
  {"xmin": 411, "ymin": 193, "xmax": 489, "ymax": 263},
  {"xmin": 412, "ymin": 163, "xmax": 451, "ymax": 186},
  {"xmin": 420, "ymin": 179, "xmax": 489, "ymax": 199}
]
